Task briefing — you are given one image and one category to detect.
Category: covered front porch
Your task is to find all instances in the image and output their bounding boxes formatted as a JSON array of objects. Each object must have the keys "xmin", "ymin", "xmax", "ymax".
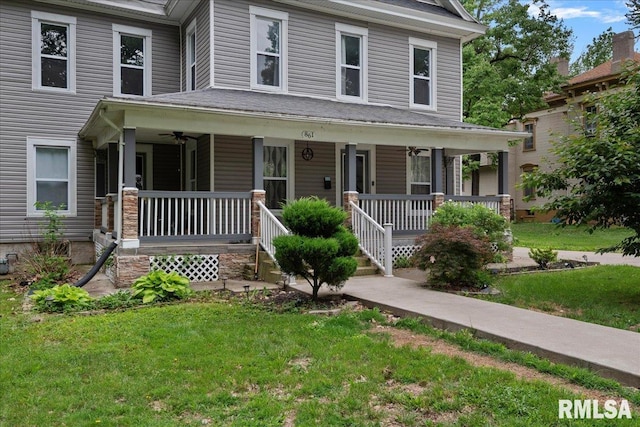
[{"xmin": 81, "ymin": 88, "xmax": 523, "ymax": 286}]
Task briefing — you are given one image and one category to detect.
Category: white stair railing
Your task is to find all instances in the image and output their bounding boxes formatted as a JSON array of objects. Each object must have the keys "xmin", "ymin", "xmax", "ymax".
[
  {"xmin": 350, "ymin": 201, "xmax": 393, "ymax": 277},
  {"xmin": 257, "ymin": 201, "xmax": 290, "ymax": 262}
]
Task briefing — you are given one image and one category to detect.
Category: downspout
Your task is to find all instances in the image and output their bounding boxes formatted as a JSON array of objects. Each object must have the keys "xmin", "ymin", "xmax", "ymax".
[{"xmin": 98, "ymin": 109, "xmax": 123, "ymax": 245}]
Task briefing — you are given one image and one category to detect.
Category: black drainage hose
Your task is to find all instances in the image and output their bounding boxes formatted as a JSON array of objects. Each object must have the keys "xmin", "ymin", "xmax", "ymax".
[{"xmin": 73, "ymin": 241, "xmax": 118, "ymax": 288}]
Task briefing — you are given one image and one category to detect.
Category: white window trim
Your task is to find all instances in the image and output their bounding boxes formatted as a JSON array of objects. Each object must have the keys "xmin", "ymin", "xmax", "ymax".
[
  {"xmin": 250, "ymin": 6, "xmax": 288, "ymax": 92},
  {"xmin": 406, "ymin": 148, "xmax": 432, "ymax": 194},
  {"xmin": 112, "ymin": 24, "xmax": 152, "ymax": 97},
  {"xmin": 186, "ymin": 19, "xmax": 197, "ymax": 92},
  {"xmin": 335, "ymin": 23, "xmax": 368, "ymax": 102},
  {"xmin": 409, "ymin": 37, "xmax": 437, "ymax": 111},
  {"xmin": 31, "ymin": 11, "xmax": 76, "ymax": 93},
  {"xmin": 27, "ymin": 137, "xmax": 77, "ymax": 217}
]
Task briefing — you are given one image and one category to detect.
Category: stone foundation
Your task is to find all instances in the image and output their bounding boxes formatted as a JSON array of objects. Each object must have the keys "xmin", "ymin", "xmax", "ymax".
[
  {"xmin": 219, "ymin": 252, "xmax": 253, "ymax": 280},
  {"xmin": 114, "ymin": 254, "xmax": 150, "ymax": 288}
]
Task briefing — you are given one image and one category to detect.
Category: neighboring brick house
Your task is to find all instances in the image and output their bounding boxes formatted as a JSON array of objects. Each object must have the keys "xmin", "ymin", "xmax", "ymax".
[
  {"xmin": 509, "ymin": 31, "xmax": 638, "ymax": 222},
  {"xmin": 0, "ymin": 0, "xmax": 523, "ymax": 284}
]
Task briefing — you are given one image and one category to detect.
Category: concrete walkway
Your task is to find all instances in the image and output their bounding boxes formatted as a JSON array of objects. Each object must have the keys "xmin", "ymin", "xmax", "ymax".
[{"xmin": 290, "ymin": 250, "xmax": 640, "ymax": 388}]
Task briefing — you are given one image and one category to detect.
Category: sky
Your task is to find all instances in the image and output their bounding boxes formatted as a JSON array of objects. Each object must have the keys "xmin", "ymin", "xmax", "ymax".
[{"xmin": 525, "ymin": 0, "xmax": 639, "ymax": 62}]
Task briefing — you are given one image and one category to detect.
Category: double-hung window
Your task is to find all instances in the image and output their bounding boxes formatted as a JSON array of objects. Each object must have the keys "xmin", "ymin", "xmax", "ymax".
[
  {"xmin": 250, "ymin": 6, "xmax": 288, "ymax": 91},
  {"xmin": 186, "ymin": 20, "xmax": 197, "ymax": 91},
  {"xmin": 409, "ymin": 38, "xmax": 436, "ymax": 109},
  {"xmin": 584, "ymin": 105, "xmax": 597, "ymax": 137},
  {"xmin": 336, "ymin": 23, "xmax": 367, "ymax": 101},
  {"xmin": 31, "ymin": 11, "xmax": 76, "ymax": 92},
  {"xmin": 521, "ymin": 164, "xmax": 537, "ymax": 200},
  {"xmin": 408, "ymin": 150, "xmax": 431, "ymax": 194},
  {"xmin": 113, "ymin": 24, "xmax": 152, "ymax": 96},
  {"xmin": 27, "ymin": 137, "xmax": 77, "ymax": 216},
  {"xmin": 523, "ymin": 122, "xmax": 535, "ymax": 151}
]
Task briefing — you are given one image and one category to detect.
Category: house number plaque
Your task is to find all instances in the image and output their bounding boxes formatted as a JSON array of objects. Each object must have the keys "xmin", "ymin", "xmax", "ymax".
[{"xmin": 301, "ymin": 130, "xmax": 314, "ymax": 139}]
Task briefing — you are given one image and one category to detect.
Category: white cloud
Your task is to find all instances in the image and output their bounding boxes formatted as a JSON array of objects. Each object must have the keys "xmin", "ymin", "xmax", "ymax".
[{"xmin": 552, "ymin": 7, "xmax": 600, "ymax": 19}]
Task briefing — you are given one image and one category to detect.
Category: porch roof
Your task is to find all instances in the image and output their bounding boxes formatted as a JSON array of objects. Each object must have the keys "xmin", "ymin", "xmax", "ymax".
[{"xmin": 81, "ymin": 88, "xmax": 526, "ymax": 152}]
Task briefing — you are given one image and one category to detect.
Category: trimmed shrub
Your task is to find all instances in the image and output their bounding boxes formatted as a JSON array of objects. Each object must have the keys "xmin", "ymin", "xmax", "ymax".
[
  {"xmin": 528, "ymin": 248, "xmax": 558, "ymax": 269},
  {"xmin": 274, "ymin": 197, "xmax": 358, "ymax": 300},
  {"xmin": 415, "ymin": 224, "xmax": 494, "ymax": 289}
]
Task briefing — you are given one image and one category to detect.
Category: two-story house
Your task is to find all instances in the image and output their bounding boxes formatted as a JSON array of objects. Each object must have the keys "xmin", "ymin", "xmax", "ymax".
[
  {"xmin": 0, "ymin": 0, "xmax": 524, "ymax": 285},
  {"xmin": 510, "ymin": 31, "xmax": 639, "ymax": 222}
]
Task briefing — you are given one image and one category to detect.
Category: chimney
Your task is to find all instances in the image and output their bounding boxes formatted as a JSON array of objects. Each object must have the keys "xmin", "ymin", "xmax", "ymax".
[
  {"xmin": 550, "ymin": 56, "xmax": 569, "ymax": 76},
  {"xmin": 612, "ymin": 31, "xmax": 635, "ymax": 73}
]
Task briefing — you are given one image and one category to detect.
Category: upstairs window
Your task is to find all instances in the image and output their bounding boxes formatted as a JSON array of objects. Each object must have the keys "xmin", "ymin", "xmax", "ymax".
[
  {"xmin": 336, "ymin": 23, "xmax": 367, "ymax": 101},
  {"xmin": 186, "ymin": 20, "xmax": 197, "ymax": 91},
  {"xmin": 31, "ymin": 11, "xmax": 76, "ymax": 92},
  {"xmin": 250, "ymin": 6, "xmax": 288, "ymax": 91},
  {"xmin": 113, "ymin": 24, "xmax": 152, "ymax": 96},
  {"xmin": 523, "ymin": 122, "xmax": 535, "ymax": 151},
  {"xmin": 409, "ymin": 38, "xmax": 436, "ymax": 109},
  {"xmin": 584, "ymin": 105, "xmax": 597, "ymax": 137}
]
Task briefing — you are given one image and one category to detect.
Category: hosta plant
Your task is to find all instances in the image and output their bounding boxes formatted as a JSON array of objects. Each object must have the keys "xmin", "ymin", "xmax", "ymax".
[
  {"xmin": 131, "ymin": 270, "xmax": 193, "ymax": 303},
  {"xmin": 30, "ymin": 284, "xmax": 93, "ymax": 312}
]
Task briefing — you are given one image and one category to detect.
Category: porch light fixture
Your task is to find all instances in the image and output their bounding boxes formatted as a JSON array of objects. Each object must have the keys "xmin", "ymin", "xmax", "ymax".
[{"xmin": 301, "ymin": 142, "xmax": 314, "ymax": 161}]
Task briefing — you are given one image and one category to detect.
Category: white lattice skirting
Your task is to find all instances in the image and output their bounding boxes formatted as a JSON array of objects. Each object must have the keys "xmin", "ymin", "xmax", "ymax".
[
  {"xmin": 391, "ymin": 245, "xmax": 420, "ymax": 264},
  {"xmin": 150, "ymin": 255, "xmax": 219, "ymax": 282}
]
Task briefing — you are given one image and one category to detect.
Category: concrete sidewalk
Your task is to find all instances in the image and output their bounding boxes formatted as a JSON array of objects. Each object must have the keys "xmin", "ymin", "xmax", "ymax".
[{"xmin": 291, "ymin": 273, "xmax": 640, "ymax": 388}]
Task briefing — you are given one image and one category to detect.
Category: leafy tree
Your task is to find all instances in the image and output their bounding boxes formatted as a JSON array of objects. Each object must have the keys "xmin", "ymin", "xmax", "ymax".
[
  {"xmin": 627, "ymin": 0, "xmax": 640, "ymax": 30},
  {"xmin": 462, "ymin": 0, "xmax": 572, "ymax": 127},
  {"xmin": 570, "ymin": 28, "xmax": 614, "ymax": 76},
  {"xmin": 523, "ymin": 65, "xmax": 640, "ymax": 256},
  {"xmin": 273, "ymin": 197, "xmax": 358, "ymax": 300}
]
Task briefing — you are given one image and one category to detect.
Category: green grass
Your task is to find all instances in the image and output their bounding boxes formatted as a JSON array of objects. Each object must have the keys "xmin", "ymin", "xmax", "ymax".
[
  {"xmin": 1, "ymin": 281, "xmax": 638, "ymax": 426},
  {"xmin": 511, "ymin": 222, "xmax": 634, "ymax": 252},
  {"xmin": 483, "ymin": 266, "xmax": 640, "ymax": 331}
]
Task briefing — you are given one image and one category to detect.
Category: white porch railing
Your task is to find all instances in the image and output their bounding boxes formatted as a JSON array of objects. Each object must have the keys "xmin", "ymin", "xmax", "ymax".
[
  {"xmin": 257, "ymin": 201, "xmax": 290, "ymax": 262},
  {"xmin": 358, "ymin": 194, "xmax": 433, "ymax": 234},
  {"xmin": 138, "ymin": 191, "xmax": 251, "ymax": 240},
  {"xmin": 350, "ymin": 201, "xmax": 393, "ymax": 276},
  {"xmin": 444, "ymin": 196, "xmax": 502, "ymax": 216}
]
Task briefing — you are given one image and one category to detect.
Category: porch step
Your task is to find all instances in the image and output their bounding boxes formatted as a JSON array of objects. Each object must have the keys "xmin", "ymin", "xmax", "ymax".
[{"xmin": 255, "ymin": 250, "xmax": 379, "ymax": 284}]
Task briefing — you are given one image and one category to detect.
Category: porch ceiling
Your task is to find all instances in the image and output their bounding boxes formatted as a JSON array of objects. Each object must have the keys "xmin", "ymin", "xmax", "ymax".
[{"xmin": 80, "ymin": 88, "xmax": 526, "ymax": 152}]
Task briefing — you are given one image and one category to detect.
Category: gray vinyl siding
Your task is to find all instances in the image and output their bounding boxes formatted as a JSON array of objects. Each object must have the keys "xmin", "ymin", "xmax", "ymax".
[
  {"xmin": 213, "ymin": 135, "xmax": 253, "ymax": 191},
  {"xmin": 212, "ymin": 0, "xmax": 461, "ymax": 118},
  {"xmin": 294, "ymin": 141, "xmax": 336, "ymax": 203},
  {"xmin": 375, "ymin": 146, "xmax": 407, "ymax": 194},
  {"xmin": 213, "ymin": 0, "xmax": 251, "ymax": 88},
  {"xmin": 369, "ymin": 25, "xmax": 461, "ymax": 118},
  {"xmin": 183, "ymin": 0, "xmax": 211, "ymax": 90},
  {"xmin": 0, "ymin": 0, "xmax": 179, "ymax": 243},
  {"xmin": 197, "ymin": 135, "xmax": 211, "ymax": 191}
]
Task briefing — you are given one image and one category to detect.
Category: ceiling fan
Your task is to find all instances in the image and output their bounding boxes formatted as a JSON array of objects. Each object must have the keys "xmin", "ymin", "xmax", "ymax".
[
  {"xmin": 158, "ymin": 131, "xmax": 198, "ymax": 144},
  {"xmin": 397, "ymin": 146, "xmax": 425, "ymax": 157}
]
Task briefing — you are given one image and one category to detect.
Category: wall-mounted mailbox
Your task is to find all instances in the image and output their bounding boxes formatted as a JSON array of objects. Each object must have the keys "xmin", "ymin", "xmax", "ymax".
[{"xmin": 324, "ymin": 176, "xmax": 331, "ymax": 190}]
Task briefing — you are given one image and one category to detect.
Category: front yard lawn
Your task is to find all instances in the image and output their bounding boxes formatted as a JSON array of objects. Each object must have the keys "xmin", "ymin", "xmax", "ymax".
[
  {"xmin": 1, "ymin": 281, "xmax": 637, "ymax": 426},
  {"xmin": 484, "ymin": 265, "xmax": 640, "ymax": 331},
  {"xmin": 510, "ymin": 222, "xmax": 634, "ymax": 252}
]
